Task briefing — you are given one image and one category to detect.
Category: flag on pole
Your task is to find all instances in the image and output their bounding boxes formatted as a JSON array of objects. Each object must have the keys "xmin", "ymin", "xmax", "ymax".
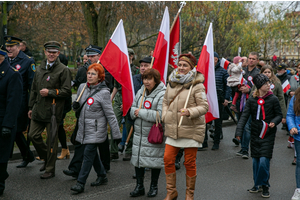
[
  {"xmin": 169, "ymin": 15, "xmax": 180, "ymax": 68},
  {"xmin": 152, "ymin": 7, "xmax": 170, "ymax": 84},
  {"xmin": 196, "ymin": 23, "xmax": 219, "ymax": 123},
  {"xmin": 282, "ymin": 79, "xmax": 291, "ymax": 93},
  {"xmin": 100, "ymin": 19, "xmax": 135, "ymax": 116},
  {"xmin": 220, "ymin": 57, "xmax": 230, "ymax": 70}
]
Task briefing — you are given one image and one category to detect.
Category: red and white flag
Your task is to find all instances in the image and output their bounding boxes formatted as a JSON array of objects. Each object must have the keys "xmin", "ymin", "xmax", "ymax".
[
  {"xmin": 152, "ymin": 7, "xmax": 170, "ymax": 84},
  {"xmin": 259, "ymin": 121, "xmax": 269, "ymax": 139},
  {"xmin": 169, "ymin": 15, "xmax": 180, "ymax": 68},
  {"xmin": 100, "ymin": 19, "xmax": 135, "ymax": 116},
  {"xmin": 220, "ymin": 58, "xmax": 230, "ymax": 70},
  {"xmin": 196, "ymin": 23, "xmax": 219, "ymax": 123},
  {"xmin": 282, "ymin": 79, "xmax": 291, "ymax": 93}
]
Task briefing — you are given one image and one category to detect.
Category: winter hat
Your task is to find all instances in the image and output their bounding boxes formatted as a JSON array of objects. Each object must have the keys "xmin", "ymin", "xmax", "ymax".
[
  {"xmin": 214, "ymin": 52, "xmax": 219, "ymax": 59},
  {"xmin": 179, "ymin": 53, "xmax": 197, "ymax": 69},
  {"xmin": 253, "ymin": 74, "xmax": 270, "ymax": 89},
  {"xmin": 233, "ymin": 56, "xmax": 241, "ymax": 64}
]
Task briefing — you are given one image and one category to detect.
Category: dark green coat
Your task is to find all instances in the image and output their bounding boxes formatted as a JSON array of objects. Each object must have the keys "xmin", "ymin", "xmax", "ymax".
[{"xmin": 28, "ymin": 58, "xmax": 72, "ymax": 123}]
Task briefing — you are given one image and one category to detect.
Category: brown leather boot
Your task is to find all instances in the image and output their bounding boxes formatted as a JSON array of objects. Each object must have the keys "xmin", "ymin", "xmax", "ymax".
[
  {"xmin": 185, "ymin": 174, "xmax": 197, "ymax": 200},
  {"xmin": 57, "ymin": 148, "xmax": 70, "ymax": 159},
  {"xmin": 164, "ymin": 173, "xmax": 178, "ymax": 200}
]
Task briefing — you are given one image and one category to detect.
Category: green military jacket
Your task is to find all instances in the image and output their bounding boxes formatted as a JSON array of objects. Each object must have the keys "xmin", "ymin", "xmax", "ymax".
[{"xmin": 28, "ymin": 58, "xmax": 72, "ymax": 123}]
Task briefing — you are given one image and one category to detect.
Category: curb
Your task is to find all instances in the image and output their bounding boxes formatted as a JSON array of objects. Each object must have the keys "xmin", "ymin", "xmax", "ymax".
[{"xmin": 10, "ymin": 119, "xmax": 236, "ymax": 161}]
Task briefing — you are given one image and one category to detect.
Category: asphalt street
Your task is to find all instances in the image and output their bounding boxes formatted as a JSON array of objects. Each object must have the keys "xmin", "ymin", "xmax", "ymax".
[{"xmin": 1, "ymin": 123, "xmax": 296, "ymax": 200}]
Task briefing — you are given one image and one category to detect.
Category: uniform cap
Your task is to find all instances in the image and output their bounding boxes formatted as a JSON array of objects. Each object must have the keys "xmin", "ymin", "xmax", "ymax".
[
  {"xmin": 85, "ymin": 45, "xmax": 102, "ymax": 56},
  {"xmin": 44, "ymin": 41, "xmax": 61, "ymax": 52},
  {"xmin": 277, "ymin": 63, "xmax": 287, "ymax": 70},
  {"xmin": 0, "ymin": 45, "xmax": 7, "ymax": 56},
  {"xmin": 4, "ymin": 36, "xmax": 22, "ymax": 46},
  {"xmin": 128, "ymin": 48, "xmax": 135, "ymax": 55}
]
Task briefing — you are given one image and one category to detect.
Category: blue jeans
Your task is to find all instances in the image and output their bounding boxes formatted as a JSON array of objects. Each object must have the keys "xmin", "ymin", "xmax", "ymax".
[
  {"xmin": 252, "ymin": 157, "xmax": 270, "ymax": 187},
  {"xmin": 294, "ymin": 139, "xmax": 300, "ymax": 188},
  {"xmin": 241, "ymin": 117, "xmax": 251, "ymax": 152},
  {"xmin": 77, "ymin": 144, "xmax": 106, "ymax": 184}
]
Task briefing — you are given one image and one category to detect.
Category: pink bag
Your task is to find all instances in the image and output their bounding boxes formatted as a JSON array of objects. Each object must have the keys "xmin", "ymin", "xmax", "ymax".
[{"xmin": 148, "ymin": 111, "xmax": 164, "ymax": 144}]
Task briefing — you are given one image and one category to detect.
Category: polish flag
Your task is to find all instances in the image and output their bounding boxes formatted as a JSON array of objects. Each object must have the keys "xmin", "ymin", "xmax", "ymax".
[
  {"xmin": 259, "ymin": 121, "xmax": 268, "ymax": 139},
  {"xmin": 100, "ymin": 19, "xmax": 135, "ymax": 116},
  {"xmin": 220, "ymin": 58, "xmax": 230, "ymax": 70},
  {"xmin": 282, "ymin": 79, "xmax": 291, "ymax": 93},
  {"xmin": 169, "ymin": 14, "xmax": 180, "ymax": 68},
  {"xmin": 152, "ymin": 7, "xmax": 170, "ymax": 84},
  {"xmin": 196, "ymin": 23, "xmax": 219, "ymax": 123}
]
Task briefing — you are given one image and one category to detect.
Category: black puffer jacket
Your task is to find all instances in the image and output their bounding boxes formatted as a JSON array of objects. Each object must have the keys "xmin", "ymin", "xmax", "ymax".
[{"xmin": 235, "ymin": 93, "xmax": 282, "ymax": 158}]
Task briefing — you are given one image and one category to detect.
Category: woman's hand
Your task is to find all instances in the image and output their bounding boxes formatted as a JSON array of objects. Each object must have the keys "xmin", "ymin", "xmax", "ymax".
[
  {"xmin": 179, "ymin": 108, "xmax": 190, "ymax": 116},
  {"xmin": 290, "ymin": 127, "xmax": 298, "ymax": 135},
  {"xmin": 134, "ymin": 109, "xmax": 140, "ymax": 117},
  {"xmin": 269, "ymin": 122, "xmax": 275, "ymax": 128}
]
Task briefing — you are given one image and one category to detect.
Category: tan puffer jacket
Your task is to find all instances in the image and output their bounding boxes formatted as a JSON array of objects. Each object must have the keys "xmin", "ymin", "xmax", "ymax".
[{"xmin": 162, "ymin": 72, "xmax": 209, "ymax": 143}]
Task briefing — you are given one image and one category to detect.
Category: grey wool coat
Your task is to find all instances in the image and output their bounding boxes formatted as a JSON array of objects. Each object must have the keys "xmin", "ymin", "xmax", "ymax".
[
  {"xmin": 75, "ymin": 81, "xmax": 121, "ymax": 144},
  {"xmin": 130, "ymin": 82, "xmax": 166, "ymax": 169}
]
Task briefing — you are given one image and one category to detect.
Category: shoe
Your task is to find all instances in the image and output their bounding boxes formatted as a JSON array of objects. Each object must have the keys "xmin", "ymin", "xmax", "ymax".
[
  {"xmin": 211, "ymin": 144, "xmax": 219, "ymax": 150},
  {"xmin": 16, "ymin": 156, "xmax": 35, "ymax": 168},
  {"xmin": 110, "ymin": 153, "xmax": 119, "ymax": 160},
  {"xmin": 242, "ymin": 151, "xmax": 249, "ymax": 159},
  {"xmin": 91, "ymin": 176, "xmax": 108, "ymax": 186},
  {"xmin": 261, "ymin": 185, "xmax": 270, "ymax": 198},
  {"xmin": 288, "ymin": 144, "xmax": 292, "ymax": 149},
  {"xmin": 164, "ymin": 173, "xmax": 178, "ymax": 200},
  {"xmin": 118, "ymin": 143, "xmax": 125, "ymax": 153},
  {"xmin": 40, "ymin": 172, "xmax": 55, "ymax": 179},
  {"xmin": 209, "ymin": 133, "xmax": 215, "ymax": 139},
  {"xmin": 236, "ymin": 149, "xmax": 243, "ymax": 156},
  {"xmin": 130, "ymin": 177, "xmax": 145, "ymax": 197},
  {"xmin": 57, "ymin": 148, "xmax": 70, "ymax": 160},
  {"xmin": 39, "ymin": 162, "xmax": 46, "ymax": 172},
  {"xmin": 198, "ymin": 142, "xmax": 208, "ymax": 151},
  {"xmin": 123, "ymin": 153, "xmax": 131, "ymax": 161},
  {"xmin": 291, "ymin": 188, "xmax": 300, "ymax": 200},
  {"xmin": 248, "ymin": 186, "xmax": 262, "ymax": 193},
  {"xmin": 147, "ymin": 180, "xmax": 158, "ymax": 197},
  {"xmin": 71, "ymin": 182, "xmax": 85, "ymax": 193},
  {"xmin": 232, "ymin": 138, "xmax": 240, "ymax": 146},
  {"xmin": 63, "ymin": 170, "xmax": 78, "ymax": 178},
  {"xmin": 293, "ymin": 157, "xmax": 297, "ymax": 165}
]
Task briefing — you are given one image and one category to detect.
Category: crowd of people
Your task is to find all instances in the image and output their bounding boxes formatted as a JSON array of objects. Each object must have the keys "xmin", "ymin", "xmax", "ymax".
[{"xmin": 1, "ymin": 35, "xmax": 300, "ymax": 200}]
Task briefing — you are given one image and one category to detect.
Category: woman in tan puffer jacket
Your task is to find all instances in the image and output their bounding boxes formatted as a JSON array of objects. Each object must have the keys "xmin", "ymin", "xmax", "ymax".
[{"xmin": 162, "ymin": 53, "xmax": 209, "ymax": 200}]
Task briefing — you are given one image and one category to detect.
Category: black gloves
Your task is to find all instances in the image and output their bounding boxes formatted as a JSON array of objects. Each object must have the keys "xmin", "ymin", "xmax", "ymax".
[
  {"xmin": 114, "ymin": 139, "xmax": 122, "ymax": 146},
  {"xmin": 1, "ymin": 127, "xmax": 12, "ymax": 139},
  {"xmin": 72, "ymin": 101, "xmax": 80, "ymax": 110}
]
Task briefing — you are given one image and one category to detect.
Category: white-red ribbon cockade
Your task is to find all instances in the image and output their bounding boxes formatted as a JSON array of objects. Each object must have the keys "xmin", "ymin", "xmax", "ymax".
[
  {"xmin": 87, "ymin": 97, "xmax": 94, "ymax": 106},
  {"xmin": 270, "ymin": 84, "xmax": 275, "ymax": 90},
  {"xmin": 256, "ymin": 98, "xmax": 266, "ymax": 120},
  {"xmin": 248, "ymin": 76, "xmax": 254, "ymax": 85},
  {"xmin": 144, "ymin": 100, "xmax": 152, "ymax": 109}
]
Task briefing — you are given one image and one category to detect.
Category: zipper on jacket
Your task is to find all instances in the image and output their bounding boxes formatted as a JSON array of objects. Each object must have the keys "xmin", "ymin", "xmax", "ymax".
[{"xmin": 95, "ymin": 119, "xmax": 97, "ymax": 132}]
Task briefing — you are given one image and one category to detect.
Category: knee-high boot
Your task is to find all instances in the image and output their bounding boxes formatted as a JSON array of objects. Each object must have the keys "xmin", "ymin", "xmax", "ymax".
[
  {"xmin": 130, "ymin": 167, "xmax": 145, "ymax": 197},
  {"xmin": 164, "ymin": 172, "xmax": 178, "ymax": 200},
  {"xmin": 147, "ymin": 168, "xmax": 161, "ymax": 197},
  {"xmin": 185, "ymin": 174, "xmax": 197, "ymax": 200}
]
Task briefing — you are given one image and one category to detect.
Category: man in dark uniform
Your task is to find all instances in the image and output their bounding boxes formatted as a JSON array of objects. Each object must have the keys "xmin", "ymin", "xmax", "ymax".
[
  {"xmin": 28, "ymin": 41, "xmax": 72, "ymax": 179},
  {"xmin": 0, "ymin": 46, "xmax": 23, "ymax": 196},
  {"xmin": 5, "ymin": 36, "xmax": 36, "ymax": 168}
]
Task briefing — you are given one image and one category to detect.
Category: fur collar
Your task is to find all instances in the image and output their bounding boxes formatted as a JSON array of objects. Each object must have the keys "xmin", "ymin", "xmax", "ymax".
[{"xmin": 169, "ymin": 72, "xmax": 205, "ymax": 89}]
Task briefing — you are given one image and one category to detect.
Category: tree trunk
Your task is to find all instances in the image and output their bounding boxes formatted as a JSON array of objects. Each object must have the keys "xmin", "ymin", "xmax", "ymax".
[{"xmin": 81, "ymin": 1, "xmax": 98, "ymax": 45}]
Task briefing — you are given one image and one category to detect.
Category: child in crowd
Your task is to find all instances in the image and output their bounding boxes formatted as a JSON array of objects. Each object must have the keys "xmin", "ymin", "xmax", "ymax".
[{"xmin": 235, "ymin": 74, "xmax": 282, "ymax": 198}]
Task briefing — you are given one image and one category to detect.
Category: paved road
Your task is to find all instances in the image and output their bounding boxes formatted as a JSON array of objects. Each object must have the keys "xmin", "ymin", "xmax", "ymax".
[{"xmin": 2, "ymin": 124, "xmax": 296, "ymax": 200}]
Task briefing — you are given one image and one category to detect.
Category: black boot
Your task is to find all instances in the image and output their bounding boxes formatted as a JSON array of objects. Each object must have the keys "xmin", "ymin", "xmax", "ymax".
[
  {"xmin": 130, "ymin": 177, "xmax": 145, "ymax": 197},
  {"xmin": 175, "ymin": 149, "xmax": 184, "ymax": 170},
  {"xmin": 91, "ymin": 175, "xmax": 108, "ymax": 186},
  {"xmin": 0, "ymin": 163, "xmax": 9, "ymax": 196},
  {"xmin": 147, "ymin": 168, "xmax": 160, "ymax": 197},
  {"xmin": 130, "ymin": 167, "xmax": 145, "ymax": 197},
  {"xmin": 71, "ymin": 182, "xmax": 85, "ymax": 193}
]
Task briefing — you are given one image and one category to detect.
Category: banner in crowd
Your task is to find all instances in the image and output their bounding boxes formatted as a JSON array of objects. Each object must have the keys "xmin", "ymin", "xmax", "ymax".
[{"xmin": 169, "ymin": 15, "xmax": 180, "ymax": 69}]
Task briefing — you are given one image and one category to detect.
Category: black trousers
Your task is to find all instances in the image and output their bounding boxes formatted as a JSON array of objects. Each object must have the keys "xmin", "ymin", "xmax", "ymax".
[
  {"xmin": 98, "ymin": 136, "xmax": 110, "ymax": 171},
  {"xmin": 135, "ymin": 167, "xmax": 161, "ymax": 181},
  {"xmin": 68, "ymin": 144, "xmax": 85, "ymax": 174},
  {"xmin": 15, "ymin": 132, "xmax": 34, "ymax": 161},
  {"xmin": 213, "ymin": 101, "xmax": 224, "ymax": 145}
]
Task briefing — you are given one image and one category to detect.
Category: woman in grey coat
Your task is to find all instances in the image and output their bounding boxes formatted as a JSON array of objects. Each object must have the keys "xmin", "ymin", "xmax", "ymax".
[
  {"xmin": 70, "ymin": 63, "xmax": 121, "ymax": 193},
  {"xmin": 130, "ymin": 69, "xmax": 166, "ymax": 197}
]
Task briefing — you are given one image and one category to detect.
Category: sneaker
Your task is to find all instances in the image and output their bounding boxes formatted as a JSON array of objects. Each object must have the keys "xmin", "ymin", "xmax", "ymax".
[
  {"xmin": 211, "ymin": 143, "xmax": 219, "ymax": 150},
  {"xmin": 232, "ymin": 138, "xmax": 240, "ymax": 146},
  {"xmin": 248, "ymin": 186, "xmax": 263, "ymax": 193},
  {"xmin": 292, "ymin": 188, "xmax": 300, "ymax": 200},
  {"xmin": 242, "ymin": 151, "xmax": 249, "ymax": 159},
  {"xmin": 236, "ymin": 149, "xmax": 243, "ymax": 156},
  {"xmin": 261, "ymin": 185, "xmax": 270, "ymax": 198}
]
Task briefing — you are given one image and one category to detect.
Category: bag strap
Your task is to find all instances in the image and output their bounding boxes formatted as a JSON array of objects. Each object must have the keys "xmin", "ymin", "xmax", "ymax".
[
  {"xmin": 155, "ymin": 111, "xmax": 161, "ymax": 127},
  {"xmin": 168, "ymin": 86, "xmax": 185, "ymax": 107},
  {"xmin": 77, "ymin": 87, "xmax": 101, "ymax": 114}
]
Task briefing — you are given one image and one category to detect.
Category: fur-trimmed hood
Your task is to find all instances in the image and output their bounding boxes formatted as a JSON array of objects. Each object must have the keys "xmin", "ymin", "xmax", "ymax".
[{"xmin": 168, "ymin": 72, "xmax": 205, "ymax": 89}]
